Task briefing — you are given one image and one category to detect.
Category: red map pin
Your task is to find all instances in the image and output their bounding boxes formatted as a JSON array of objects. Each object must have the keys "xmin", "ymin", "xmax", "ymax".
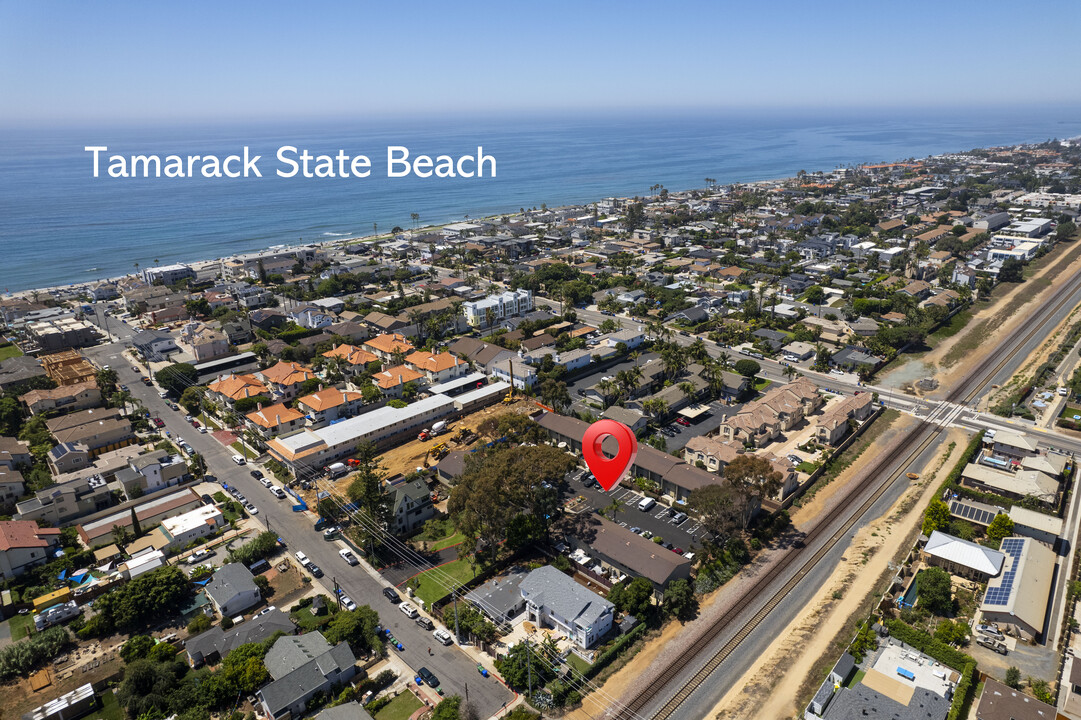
[{"xmin": 582, "ymin": 419, "xmax": 638, "ymax": 492}]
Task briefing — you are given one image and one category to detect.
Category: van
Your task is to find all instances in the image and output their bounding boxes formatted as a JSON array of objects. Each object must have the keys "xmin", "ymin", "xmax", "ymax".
[
  {"xmin": 637, "ymin": 497, "xmax": 656, "ymax": 512},
  {"xmin": 382, "ymin": 587, "xmax": 401, "ymax": 603}
]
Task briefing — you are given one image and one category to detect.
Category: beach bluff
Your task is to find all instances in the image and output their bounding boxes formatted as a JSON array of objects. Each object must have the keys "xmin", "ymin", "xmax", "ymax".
[{"xmin": 83, "ymin": 145, "xmax": 496, "ymax": 179}]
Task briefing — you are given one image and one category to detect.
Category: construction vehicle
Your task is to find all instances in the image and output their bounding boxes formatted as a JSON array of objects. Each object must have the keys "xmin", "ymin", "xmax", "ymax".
[
  {"xmin": 501, "ymin": 359, "xmax": 516, "ymax": 403},
  {"xmin": 418, "ymin": 429, "xmax": 431, "ymax": 441},
  {"xmin": 421, "ymin": 442, "xmax": 449, "ymax": 468},
  {"xmin": 453, "ymin": 427, "xmax": 476, "ymax": 445}
]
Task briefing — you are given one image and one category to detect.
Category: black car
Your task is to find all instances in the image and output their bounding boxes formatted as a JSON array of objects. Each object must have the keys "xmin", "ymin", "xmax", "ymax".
[
  {"xmin": 383, "ymin": 587, "xmax": 400, "ymax": 603},
  {"xmin": 307, "ymin": 563, "xmax": 324, "ymax": 578},
  {"xmin": 416, "ymin": 616, "xmax": 434, "ymax": 630},
  {"xmin": 250, "ymin": 470, "xmax": 264, "ymax": 479},
  {"xmin": 418, "ymin": 667, "xmax": 439, "ymax": 688}
]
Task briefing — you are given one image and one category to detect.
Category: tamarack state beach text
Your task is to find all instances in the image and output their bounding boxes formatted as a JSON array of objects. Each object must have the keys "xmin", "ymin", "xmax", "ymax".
[{"xmin": 83, "ymin": 145, "xmax": 497, "ymax": 179}]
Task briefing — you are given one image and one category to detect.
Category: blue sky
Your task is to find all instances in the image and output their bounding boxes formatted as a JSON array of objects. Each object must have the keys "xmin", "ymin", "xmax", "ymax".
[{"xmin": 1, "ymin": 0, "xmax": 1079, "ymax": 125}]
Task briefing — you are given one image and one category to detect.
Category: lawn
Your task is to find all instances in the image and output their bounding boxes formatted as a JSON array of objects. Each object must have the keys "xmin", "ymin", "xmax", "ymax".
[
  {"xmin": 796, "ymin": 461, "xmax": 819, "ymax": 474},
  {"xmin": 95, "ymin": 690, "xmax": 124, "ymax": 720},
  {"xmin": 753, "ymin": 378, "xmax": 772, "ymax": 392},
  {"xmin": 412, "ymin": 557, "xmax": 478, "ymax": 606},
  {"xmin": 427, "ymin": 532, "xmax": 466, "ymax": 552},
  {"xmin": 0, "ymin": 344, "xmax": 22, "ymax": 362},
  {"xmin": 291, "ymin": 598, "xmax": 339, "ymax": 631},
  {"xmin": 845, "ymin": 669, "xmax": 866, "ymax": 689},
  {"xmin": 374, "ymin": 692, "xmax": 423, "ymax": 720},
  {"xmin": 566, "ymin": 652, "xmax": 592, "ymax": 677},
  {"xmin": 9, "ymin": 613, "xmax": 33, "ymax": 641},
  {"xmin": 231, "ymin": 441, "xmax": 257, "ymax": 460},
  {"xmin": 1060, "ymin": 405, "xmax": 1081, "ymax": 420}
]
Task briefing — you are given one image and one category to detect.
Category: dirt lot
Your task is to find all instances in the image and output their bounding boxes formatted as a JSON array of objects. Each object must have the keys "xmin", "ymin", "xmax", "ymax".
[{"xmin": 708, "ymin": 427, "xmax": 968, "ymax": 720}]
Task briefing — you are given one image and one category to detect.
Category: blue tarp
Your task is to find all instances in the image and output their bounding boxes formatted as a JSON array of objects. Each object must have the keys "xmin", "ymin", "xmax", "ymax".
[
  {"xmin": 57, "ymin": 569, "xmax": 67, "ymax": 581},
  {"xmin": 70, "ymin": 572, "xmax": 88, "ymax": 585}
]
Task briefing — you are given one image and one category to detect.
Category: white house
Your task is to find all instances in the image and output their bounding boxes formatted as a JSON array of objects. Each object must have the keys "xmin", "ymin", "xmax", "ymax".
[
  {"xmin": 463, "ymin": 289, "xmax": 534, "ymax": 328},
  {"xmin": 518, "ymin": 565, "xmax": 613, "ymax": 649},
  {"xmin": 0, "ymin": 521, "xmax": 61, "ymax": 581},
  {"xmin": 160, "ymin": 505, "xmax": 224, "ymax": 551}
]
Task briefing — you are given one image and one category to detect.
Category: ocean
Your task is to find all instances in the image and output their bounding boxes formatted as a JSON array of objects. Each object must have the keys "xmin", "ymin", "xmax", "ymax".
[{"xmin": 2, "ymin": 107, "xmax": 1079, "ymax": 293}]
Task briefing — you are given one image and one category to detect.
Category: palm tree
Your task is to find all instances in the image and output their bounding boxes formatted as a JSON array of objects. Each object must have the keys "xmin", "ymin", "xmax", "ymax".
[
  {"xmin": 111, "ymin": 389, "xmax": 133, "ymax": 415},
  {"xmin": 678, "ymin": 382, "xmax": 696, "ymax": 403},
  {"xmin": 783, "ymin": 365, "xmax": 799, "ymax": 381},
  {"xmin": 689, "ymin": 338, "xmax": 708, "ymax": 363},
  {"xmin": 629, "ymin": 350, "xmax": 641, "ymax": 368},
  {"xmin": 597, "ymin": 379, "xmax": 616, "ymax": 407},
  {"xmin": 717, "ymin": 351, "xmax": 732, "ymax": 370}
]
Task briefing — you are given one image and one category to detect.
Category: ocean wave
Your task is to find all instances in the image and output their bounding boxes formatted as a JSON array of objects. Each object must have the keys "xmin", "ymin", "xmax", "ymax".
[
  {"xmin": 85, "ymin": 267, "xmax": 100, "ymax": 272},
  {"xmin": 322, "ymin": 231, "xmax": 349, "ymax": 236}
]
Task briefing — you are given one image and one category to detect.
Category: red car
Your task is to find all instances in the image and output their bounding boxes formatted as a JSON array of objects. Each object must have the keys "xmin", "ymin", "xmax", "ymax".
[
  {"xmin": 191, "ymin": 420, "xmax": 200, "ymax": 428},
  {"xmin": 675, "ymin": 417, "xmax": 691, "ymax": 427},
  {"xmin": 152, "ymin": 418, "xmax": 165, "ymax": 428}
]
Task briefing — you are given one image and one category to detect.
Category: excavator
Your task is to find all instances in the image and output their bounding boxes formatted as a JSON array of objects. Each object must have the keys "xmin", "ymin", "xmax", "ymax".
[{"xmin": 421, "ymin": 442, "xmax": 449, "ymax": 468}]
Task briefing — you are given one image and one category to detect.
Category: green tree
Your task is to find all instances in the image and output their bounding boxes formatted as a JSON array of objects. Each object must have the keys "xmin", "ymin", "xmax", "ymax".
[
  {"xmin": 607, "ymin": 576, "xmax": 654, "ymax": 617},
  {"xmin": 804, "ymin": 285, "xmax": 826, "ymax": 305},
  {"xmin": 688, "ymin": 483, "xmax": 739, "ymax": 548},
  {"xmin": 96, "ymin": 368, "xmax": 119, "ymax": 397},
  {"xmin": 733, "ymin": 359, "xmax": 761, "ymax": 379},
  {"xmin": 323, "ymin": 606, "xmax": 382, "ymax": 655},
  {"xmin": 921, "ymin": 498, "xmax": 951, "ymax": 536},
  {"xmin": 986, "ymin": 514, "xmax": 1015, "ymax": 544},
  {"xmin": 179, "ymin": 386, "xmax": 204, "ymax": 415},
  {"xmin": 187, "ymin": 614, "xmax": 212, "ymax": 635},
  {"xmin": 496, "ymin": 638, "xmax": 556, "ymax": 691},
  {"xmin": 999, "ymin": 258, "xmax": 1024, "ymax": 283},
  {"xmin": 155, "ymin": 363, "xmax": 199, "ymax": 397},
  {"xmin": 916, "ymin": 567, "xmax": 954, "ymax": 616},
  {"xmin": 663, "ymin": 579, "xmax": 698, "ymax": 621},
  {"xmin": 933, "ymin": 619, "xmax": 968, "ymax": 646},
  {"xmin": 120, "ymin": 635, "xmax": 155, "ymax": 663},
  {"xmin": 0, "ymin": 397, "xmax": 22, "ymax": 437},
  {"xmin": 1005, "ymin": 666, "xmax": 1021, "ymax": 688},
  {"xmin": 722, "ymin": 455, "xmax": 783, "ymax": 529},
  {"xmin": 346, "ymin": 442, "xmax": 391, "ymax": 531},
  {"xmin": 1055, "ymin": 220, "xmax": 1076, "ymax": 241}
]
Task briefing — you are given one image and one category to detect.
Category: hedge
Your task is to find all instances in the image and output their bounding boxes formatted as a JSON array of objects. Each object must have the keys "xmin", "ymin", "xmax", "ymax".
[
  {"xmin": 583, "ymin": 622, "xmax": 648, "ymax": 681},
  {"xmin": 884, "ymin": 619, "xmax": 974, "ymax": 671},
  {"xmin": 946, "ymin": 661, "xmax": 977, "ymax": 720},
  {"xmin": 938, "ymin": 430, "xmax": 984, "ymax": 492}
]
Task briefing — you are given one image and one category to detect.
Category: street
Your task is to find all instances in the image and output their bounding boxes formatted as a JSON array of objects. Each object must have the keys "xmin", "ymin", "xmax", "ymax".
[{"xmin": 81, "ymin": 337, "xmax": 515, "ymax": 716}]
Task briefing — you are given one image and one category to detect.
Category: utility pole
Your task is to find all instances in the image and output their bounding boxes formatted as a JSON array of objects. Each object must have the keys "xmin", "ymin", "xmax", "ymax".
[
  {"xmin": 453, "ymin": 590, "xmax": 461, "ymax": 644},
  {"xmin": 526, "ymin": 638, "xmax": 533, "ymax": 696}
]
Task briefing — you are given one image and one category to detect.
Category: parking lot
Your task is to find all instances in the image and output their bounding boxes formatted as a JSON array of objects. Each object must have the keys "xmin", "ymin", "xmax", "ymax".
[
  {"xmin": 650, "ymin": 399, "xmax": 741, "ymax": 453},
  {"xmin": 564, "ymin": 470, "xmax": 708, "ymax": 553}
]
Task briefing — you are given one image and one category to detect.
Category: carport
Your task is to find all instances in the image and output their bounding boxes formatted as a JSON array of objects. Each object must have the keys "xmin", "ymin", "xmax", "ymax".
[{"xmin": 677, "ymin": 403, "xmax": 711, "ymax": 421}]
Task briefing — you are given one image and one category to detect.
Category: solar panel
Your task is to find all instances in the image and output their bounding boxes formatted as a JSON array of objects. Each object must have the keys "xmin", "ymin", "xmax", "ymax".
[
  {"xmin": 949, "ymin": 500, "xmax": 997, "ymax": 526},
  {"xmin": 984, "ymin": 538, "xmax": 1025, "ymax": 607}
]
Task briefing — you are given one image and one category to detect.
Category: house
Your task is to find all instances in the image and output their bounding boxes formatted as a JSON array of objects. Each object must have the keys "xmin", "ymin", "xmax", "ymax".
[
  {"xmin": 389, "ymin": 479, "xmax": 435, "ymax": 535},
  {"xmin": 0, "ymin": 355, "xmax": 47, "ymax": 392},
  {"xmin": 249, "ymin": 308, "xmax": 288, "ymax": 332},
  {"xmin": 683, "ymin": 435, "xmax": 742, "ymax": 473},
  {"xmin": 15, "ymin": 474, "xmax": 115, "ymax": 525},
  {"xmin": 178, "ymin": 322, "xmax": 231, "ymax": 363},
  {"xmin": 47, "ymin": 408, "xmax": 135, "ymax": 459},
  {"xmin": 19, "ymin": 381, "xmax": 102, "ymax": 416},
  {"xmin": 567, "ymin": 516, "xmax": 692, "ymax": 595},
  {"xmin": 519, "ymin": 565, "xmax": 614, "ymax": 649},
  {"xmin": 363, "ymin": 311, "xmax": 407, "ymax": 333},
  {"xmin": 719, "ymin": 377, "xmax": 822, "ymax": 447},
  {"xmin": 751, "ymin": 329, "xmax": 787, "ymax": 352},
  {"xmin": 205, "ymin": 563, "xmax": 262, "ymax": 617},
  {"xmin": 362, "ymin": 333, "xmax": 415, "ymax": 362},
  {"xmin": 922, "ymin": 530, "xmax": 1005, "ymax": 581},
  {"xmin": 288, "ymin": 305, "xmax": 337, "ymax": 330},
  {"xmin": 24, "ymin": 684, "xmax": 98, "ymax": 720},
  {"xmin": 185, "ymin": 608, "xmax": 294, "ymax": 667},
  {"xmin": 490, "ymin": 358, "xmax": 538, "ymax": 389},
  {"xmin": 601, "ymin": 406, "xmax": 648, "ymax": 433},
  {"xmin": 76, "ymin": 488, "xmax": 203, "ymax": 548},
  {"xmin": 975, "ymin": 678, "xmax": 1057, "ymax": 720},
  {"xmin": 813, "ymin": 393, "xmax": 875, "ymax": 445},
  {"xmin": 0, "ymin": 468, "xmax": 25, "ymax": 508},
  {"xmin": 295, "ymin": 387, "xmax": 365, "ymax": 427},
  {"xmin": 844, "ymin": 317, "xmax": 879, "ymax": 338},
  {"xmin": 372, "ymin": 365, "xmax": 425, "ymax": 397},
  {"xmin": 256, "ymin": 361, "xmax": 316, "ymax": 402},
  {"xmin": 160, "ymin": 505, "xmax": 224, "ymax": 551},
  {"xmin": 617, "ymin": 289, "xmax": 646, "ymax": 305},
  {"xmin": 142, "ymin": 263, "xmax": 196, "ymax": 286},
  {"xmin": 980, "ymin": 537, "xmax": 1056, "ymax": 641},
  {"xmin": 40, "ymin": 350, "xmax": 97, "ymax": 388},
  {"xmin": 132, "ymin": 330, "xmax": 180, "ymax": 362},
  {"xmin": 0, "ymin": 437, "xmax": 32, "ymax": 470},
  {"xmin": 405, "ymin": 350, "xmax": 468, "ymax": 384},
  {"xmin": 322, "ymin": 344, "xmax": 379, "ymax": 375},
  {"xmin": 990, "ymin": 430, "xmax": 1040, "ymax": 460},
  {"xmin": 245, "ymin": 402, "xmax": 307, "ymax": 439},
  {"xmin": 830, "ymin": 346, "xmax": 879, "ymax": 372},
  {"xmin": 115, "ymin": 450, "xmax": 189, "ymax": 497},
  {"xmin": 463, "ymin": 289, "xmax": 534, "ymax": 327},
  {"xmin": 316, "ymin": 704, "xmax": 374, "ymax": 720},
  {"xmin": 899, "ymin": 280, "xmax": 933, "ymax": 300},
  {"xmin": 207, "ymin": 373, "xmax": 269, "ymax": 409},
  {"xmin": 781, "ymin": 341, "xmax": 815, "ymax": 362},
  {"xmin": 0, "ymin": 520, "xmax": 62, "ymax": 580},
  {"xmin": 257, "ymin": 633, "xmax": 357, "ymax": 720},
  {"xmin": 959, "ymin": 463, "xmax": 1058, "ymax": 506},
  {"xmin": 464, "ymin": 569, "xmax": 528, "ymax": 624},
  {"xmin": 666, "ymin": 306, "xmax": 708, "ymax": 325}
]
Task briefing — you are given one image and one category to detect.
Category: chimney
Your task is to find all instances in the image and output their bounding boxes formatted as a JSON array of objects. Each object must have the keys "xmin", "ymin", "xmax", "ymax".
[
  {"xmin": 275, "ymin": 414, "xmax": 281, "ymax": 425},
  {"xmin": 257, "ymin": 402, "xmax": 263, "ymax": 411},
  {"xmin": 319, "ymin": 384, "xmax": 324, "ymax": 392}
]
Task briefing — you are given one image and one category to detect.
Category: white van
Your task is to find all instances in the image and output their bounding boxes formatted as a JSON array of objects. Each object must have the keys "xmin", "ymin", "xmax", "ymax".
[{"xmin": 638, "ymin": 497, "xmax": 656, "ymax": 512}]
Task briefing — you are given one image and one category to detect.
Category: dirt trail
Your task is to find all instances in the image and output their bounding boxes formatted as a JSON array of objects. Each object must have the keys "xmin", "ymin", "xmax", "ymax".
[{"xmin": 708, "ymin": 427, "xmax": 967, "ymax": 720}]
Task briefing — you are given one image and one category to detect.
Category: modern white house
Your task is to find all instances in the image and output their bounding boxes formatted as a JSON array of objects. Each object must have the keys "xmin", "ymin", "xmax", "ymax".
[
  {"xmin": 518, "ymin": 565, "xmax": 614, "ymax": 649},
  {"xmin": 160, "ymin": 505, "xmax": 224, "ymax": 551},
  {"xmin": 463, "ymin": 289, "xmax": 534, "ymax": 327}
]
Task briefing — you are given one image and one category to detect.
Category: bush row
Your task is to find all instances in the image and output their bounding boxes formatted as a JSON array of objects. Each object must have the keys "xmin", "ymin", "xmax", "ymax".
[
  {"xmin": 884, "ymin": 619, "xmax": 973, "ymax": 671},
  {"xmin": 583, "ymin": 622, "xmax": 648, "ymax": 681},
  {"xmin": 946, "ymin": 661, "xmax": 977, "ymax": 720}
]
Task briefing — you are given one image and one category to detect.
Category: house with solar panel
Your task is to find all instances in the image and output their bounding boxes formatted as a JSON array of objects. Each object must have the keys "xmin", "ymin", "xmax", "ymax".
[{"xmin": 979, "ymin": 537, "xmax": 1057, "ymax": 641}]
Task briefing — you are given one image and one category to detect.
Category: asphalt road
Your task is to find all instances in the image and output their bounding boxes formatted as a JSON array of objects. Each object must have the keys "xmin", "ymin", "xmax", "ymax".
[{"xmin": 81, "ymin": 340, "xmax": 514, "ymax": 715}]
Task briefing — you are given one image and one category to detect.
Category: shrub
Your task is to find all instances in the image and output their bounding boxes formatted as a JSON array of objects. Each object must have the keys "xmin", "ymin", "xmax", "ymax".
[
  {"xmin": 0, "ymin": 626, "xmax": 71, "ymax": 679},
  {"xmin": 884, "ymin": 619, "xmax": 973, "ymax": 670}
]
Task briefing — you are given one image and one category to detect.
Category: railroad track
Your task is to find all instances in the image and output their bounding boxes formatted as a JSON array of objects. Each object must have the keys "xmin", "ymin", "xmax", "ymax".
[{"xmin": 611, "ymin": 263, "xmax": 1081, "ymax": 720}]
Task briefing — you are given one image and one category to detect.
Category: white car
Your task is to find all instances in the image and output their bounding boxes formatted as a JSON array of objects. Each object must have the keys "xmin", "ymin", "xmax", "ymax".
[
  {"xmin": 399, "ymin": 602, "xmax": 419, "ymax": 619},
  {"xmin": 295, "ymin": 551, "xmax": 309, "ymax": 565},
  {"xmin": 158, "ymin": 390, "xmax": 169, "ymax": 398},
  {"xmin": 338, "ymin": 548, "xmax": 358, "ymax": 566},
  {"xmin": 340, "ymin": 596, "xmax": 357, "ymax": 612},
  {"xmin": 187, "ymin": 548, "xmax": 214, "ymax": 565},
  {"xmin": 245, "ymin": 503, "xmax": 258, "ymax": 515},
  {"xmin": 433, "ymin": 628, "xmax": 453, "ymax": 646},
  {"xmin": 260, "ymin": 478, "xmax": 273, "ymax": 489},
  {"xmin": 255, "ymin": 606, "xmax": 277, "ymax": 617},
  {"xmin": 231, "ymin": 454, "xmax": 246, "ymax": 465},
  {"xmin": 270, "ymin": 487, "xmax": 286, "ymax": 499},
  {"xmin": 197, "ymin": 427, "xmax": 207, "ymax": 434}
]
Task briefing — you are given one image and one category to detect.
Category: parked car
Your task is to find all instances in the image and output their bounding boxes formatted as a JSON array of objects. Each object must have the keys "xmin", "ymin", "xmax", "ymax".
[
  {"xmin": 976, "ymin": 635, "xmax": 1007, "ymax": 654},
  {"xmin": 416, "ymin": 616, "xmax": 434, "ymax": 630},
  {"xmin": 383, "ymin": 587, "xmax": 401, "ymax": 603},
  {"xmin": 418, "ymin": 667, "xmax": 439, "ymax": 688},
  {"xmin": 323, "ymin": 526, "xmax": 340, "ymax": 540},
  {"xmin": 255, "ymin": 606, "xmax": 277, "ymax": 617},
  {"xmin": 671, "ymin": 512, "xmax": 688, "ymax": 524},
  {"xmin": 270, "ymin": 486, "xmax": 286, "ymax": 499},
  {"xmin": 197, "ymin": 426, "xmax": 207, "ymax": 434},
  {"xmin": 187, "ymin": 548, "xmax": 214, "ymax": 565},
  {"xmin": 977, "ymin": 624, "xmax": 1004, "ymax": 641},
  {"xmin": 185, "ymin": 415, "xmax": 194, "ymax": 423},
  {"xmin": 399, "ymin": 602, "xmax": 419, "ymax": 618},
  {"xmin": 629, "ymin": 526, "xmax": 641, "ymax": 534},
  {"xmin": 294, "ymin": 551, "xmax": 309, "ymax": 565},
  {"xmin": 244, "ymin": 503, "xmax": 258, "ymax": 515},
  {"xmin": 433, "ymin": 628, "xmax": 453, "ymax": 646},
  {"xmin": 340, "ymin": 596, "xmax": 357, "ymax": 612},
  {"xmin": 152, "ymin": 417, "xmax": 165, "ymax": 428},
  {"xmin": 250, "ymin": 470, "xmax": 264, "ymax": 479},
  {"xmin": 675, "ymin": 417, "xmax": 691, "ymax": 426},
  {"xmin": 306, "ymin": 563, "xmax": 323, "ymax": 578},
  {"xmin": 339, "ymin": 548, "xmax": 358, "ymax": 566},
  {"xmin": 637, "ymin": 497, "xmax": 656, "ymax": 512},
  {"xmin": 232, "ymin": 454, "xmax": 246, "ymax": 465}
]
